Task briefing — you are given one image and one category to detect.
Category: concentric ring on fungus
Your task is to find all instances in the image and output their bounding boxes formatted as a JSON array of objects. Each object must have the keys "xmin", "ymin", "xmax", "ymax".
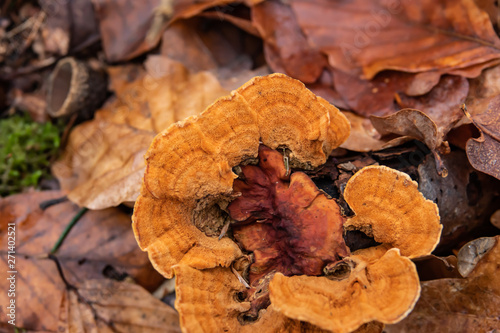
[{"xmin": 132, "ymin": 74, "xmax": 442, "ymax": 333}]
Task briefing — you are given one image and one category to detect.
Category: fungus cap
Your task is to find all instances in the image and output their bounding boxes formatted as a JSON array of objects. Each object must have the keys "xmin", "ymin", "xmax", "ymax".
[
  {"xmin": 174, "ymin": 264, "xmax": 332, "ymax": 333},
  {"xmin": 343, "ymin": 165, "xmax": 442, "ymax": 258},
  {"xmin": 269, "ymin": 248, "xmax": 420, "ymax": 333}
]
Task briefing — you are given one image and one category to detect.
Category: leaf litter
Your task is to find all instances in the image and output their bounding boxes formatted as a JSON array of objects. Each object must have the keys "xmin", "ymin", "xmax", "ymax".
[{"xmin": 2, "ymin": 0, "xmax": 500, "ymax": 332}]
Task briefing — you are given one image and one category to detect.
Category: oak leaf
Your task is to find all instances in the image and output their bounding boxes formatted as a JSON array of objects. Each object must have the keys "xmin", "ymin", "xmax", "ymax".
[{"xmin": 58, "ymin": 279, "xmax": 180, "ymax": 333}]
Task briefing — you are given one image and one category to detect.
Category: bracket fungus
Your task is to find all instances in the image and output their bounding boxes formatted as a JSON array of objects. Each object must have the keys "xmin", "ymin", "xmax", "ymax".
[
  {"xmin": 132, "ymin": 73, "xmax": 350, "ymax": 278},
  {"xmin": 132, "ymin": 73, "xmax": 442, "ymax": 332}
]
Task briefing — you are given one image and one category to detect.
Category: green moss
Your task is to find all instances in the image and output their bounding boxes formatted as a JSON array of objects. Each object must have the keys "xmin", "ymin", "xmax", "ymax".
[{"xmin": 0, "ymin": 115, "xmax": 62, "ymax": 196}]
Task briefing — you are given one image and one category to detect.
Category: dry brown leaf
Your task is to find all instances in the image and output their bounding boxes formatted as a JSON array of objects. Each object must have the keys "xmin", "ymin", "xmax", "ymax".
[
  {"xmin": 53, "ymin": 58, "xmax": 229, "ymax": 209},
  {"xmin": 169, "ymin": 0, "xmax": 244, "ymax": 22},
  {"xmin": 58, "ymin": 279, "xmax": 180, "ymax": 333},
  {"xmin": 475, "ymin": 0, "xmax": 500, "ymax": 29},
  {"xmin": 464, "ymin": 96, "xmax": 500, "ymax": 179},
  {"xmin": 404, "ymin": 72, "xmax": 442, "ymax": 97},
  {"xmin": 39, "ymin": 0, "xmax": 99, "ymax": 55},
  {"xmin": 39, "ymin": 0, "xmax": 70, "ymax": 55},
  {"xmin": 491, "ymin": 209, "xmax": 500, "ymax": 229},
  {"xmin": 466, "ymin": 62, "xmax": 500, "ymax": 117},
  {"xmin": 385, "ymin": 236, "xmax": 500, "ymax": 333},
  {"xmin": 370, "ymin": 109, "xmax": 442, "ymax": 149},
  {"xmin": 333, "ymin": 70, "xmax": 413, "ymax": 117},
  {"xmin": 457, "ymin": 237, "xmax": 497, "ymax": 277},
  {"xmin": 0, "ymin": 323, "xmax": 51, "ymax": 333},
  {"xmin": 53, "ymin": 122, "xmax": 155, "ymax": 209},
  {"xmin": 413, "ymin": 254, "xmax": 460, "ymax": 281},
  {"xmin": 252, "ymin": 0, "xmax": 326, "ymax": 83},
  {"xmin": 418, "ymin": 152, "xmax": 499, "ymax": 250},
  {"xmin": 370, "ymin": 109, "xmax": 451, "ymax": 175},
  {"xmin": 291, "ymin": 0, "xmax": 500, "ymax": 79},
  {"xmin": 466, "ymin": 132, "xmax": 500, "ymax": 179},
  {"xmin": 161, "ymin": 20, "xmax": 220, "ymax": 72},
  {"xmin": 306, "ymin": 69, "xmax": 348, "ymax": 110},
  {"xmin": 334, "ymin": 71, "xmax": 469, "ymax": 141},
  {"xmin": 0, "ymin": 191, "xmax": 162, "ymax": 331},
  {"xmin": 91, "ymin": 0, "xmax": 163, "ymax": 62},
  {"xmin": 396, "ymin": 75, "xmax": 469, "ymax": 134},
  {"xmin": 340, "ymin": 111, "xmax": 391, "ymax": 152},
  {"xmin": 162, "ymin": 6, "xmax": 264, "ymax": 74}
]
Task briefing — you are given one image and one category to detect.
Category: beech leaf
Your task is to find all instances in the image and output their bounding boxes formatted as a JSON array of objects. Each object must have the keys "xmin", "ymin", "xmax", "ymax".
[
  {"xmin": 58, "ymin": 279, "xmax": 180, "ymax": 333},
  {"xmin": 385, "ymin": 236, "xmax": 500, "ymax": 333},
  {"xmin": 290, "ymin": 0, "xmax": 500, "ymax": 79},
  {"xmin": 0, "ymin": 191, "xmax": 163, "ymax": 331}
]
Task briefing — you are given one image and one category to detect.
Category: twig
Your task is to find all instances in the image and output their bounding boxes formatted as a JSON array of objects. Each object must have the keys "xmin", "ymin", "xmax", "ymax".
[
  {"xmin": 218, "ymin": 220, "xmax": 231, "ymax": 240},
  {"xmin": 0, "ymin": 56, "xmax": 56, "ymax": 80},
  {"xmin": 231, "ymin": 265, "xmax": 250, "ymax": 289},
  {"xmin": 39, "ymin": 196, "xmax": 68, "ymax": 210}
]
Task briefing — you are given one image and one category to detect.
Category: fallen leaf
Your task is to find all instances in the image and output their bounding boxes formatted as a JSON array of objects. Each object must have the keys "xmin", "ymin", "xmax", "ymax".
[
  {"xmin": 252, "ymin": 0, "xmax": 326, "ymax": 83},
  {"xmin": 466, "ymin": 132, "xmax": 500, "ymax": 179},
  {"xmin": 39, "ymin": 0, "xmax": 70, "ymax": 55},
  {"xmin": 291, "ymin": 0, "xmax": 500, "ymax": 79},
  {"xmin": 370, "ymin": 109, "xmax": 450, "ymax": 175},
  {"xmin": 396, "ymin": 75, "xmax": 469, "ymax": 135},
  {"xmin": 491, "ymin": 209, "xmax": 500, "ymax": 229},
  {"xmin": 91, "ymin": 0, "xmax": 163, "ymax": 62},
  {"xmin": 466, "ymin": 62, "xmax": 500, "ymax": 113},
  {"xmin": 169, "ymin": 0, "xmax": 246, "ymax": 22},
  {"xmin": 0, "ymin": 191, "xmax": 163, "ymax": 331},
  {"xmin": 52, "ymin": 122, "xmax": 155, "ymax": 209},
  {"xmin": 39, "ymin": 0, "xmax": 100, "ymax": 55},
  {"xmin": 52, "ymin": 57, "xmax": 229, "ymax": 209},
  {"xmin": 385, "ymin": 236, "xmax": 500, "ymax": 333},
  {"xmin": 0, "ymin": 323, "xmax": 50, "ymax": 333},
  {"xmin": 306, "ymin": 69, "xmax": 348, "ymax": 110},
  {"xmin": 161, "ymin": 18, "xmax": 261, "ymax": 73},
  {"xmin": 58, "ymin": 279, "xmax": 180, "ymax": 332},
  {"xmin": 333, "ymin": 70, "xmax": 413, "ymax": 117},
  {"xmin": 464, "ymin": 96, "xmax": 500, "ymax": 179},
  {"xmin": 457, "ymin": 236, "xmax": 497, "ymax": 277},
  {"xmin": 334, "ymin": 71, "xmax": 469, "ymax": 140},
  {"xmin": 162, "ymin": 4, "xmax": 263, "ymax": 73},
  {"xmin": 417, "ymin": 152, "xmax": 499, "ymax": 250},
  {"xmin": 413, "ymin": 255, "xmax": 460, "ymax": 281},
  {"xmin": 474, "ymin": 0, "xmax": 500, "ymax": 29},
  {"xmin": 404, "ymin": 71, "xmax": 442, "ymax": 97},
  {"xmin": 339, "ymin": 111, "xmax": 388, "ymax": 152}
]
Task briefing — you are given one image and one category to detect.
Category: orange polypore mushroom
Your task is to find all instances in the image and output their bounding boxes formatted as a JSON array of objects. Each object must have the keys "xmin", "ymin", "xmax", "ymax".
[
  {"xmin": 269, "ymin": 247, "xmax": 420, "ymax": 333},
  {"xmin": 132, "ymin": 73, "xmax": 350, "ymax": 279},
  {"xmin": 133, "ymin": 74, "xmax": 442, "ymax": 332},
  {"xmin": 343, "ymin": 165, "xmax": 443, "ymax": 258}
]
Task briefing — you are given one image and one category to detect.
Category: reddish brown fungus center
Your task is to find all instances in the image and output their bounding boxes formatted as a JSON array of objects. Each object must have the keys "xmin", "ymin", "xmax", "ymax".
[{"xmin": 227, "ymin": 145, "xmax": 349, "ymax": 318}]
